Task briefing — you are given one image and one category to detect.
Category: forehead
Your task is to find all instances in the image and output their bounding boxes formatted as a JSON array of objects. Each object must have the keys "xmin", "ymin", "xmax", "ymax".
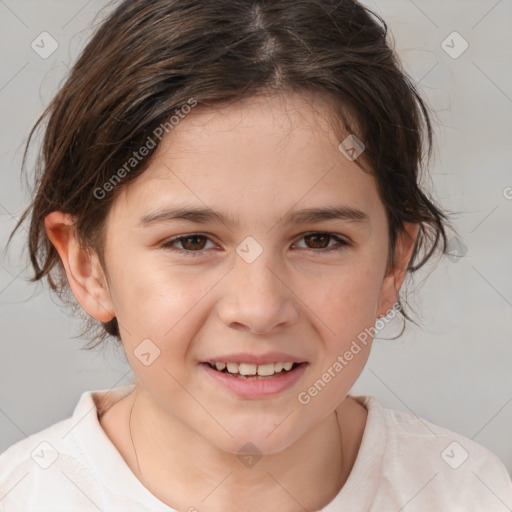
[
  {"xmin": 112, "ymin": 92, "xmax": 384, "ymax": 226},
  {"xmin": 152, "ymin": 92, "xmax": 356, "ymax": 164}
]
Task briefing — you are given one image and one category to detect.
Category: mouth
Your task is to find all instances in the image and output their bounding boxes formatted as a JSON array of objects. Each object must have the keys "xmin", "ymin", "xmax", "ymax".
[
  {"xmin": 200, "ymin": 359, "xmax": 308, "ymax": 399},
  {"xmin": 200, "ymin": 352, "xmax": 309, "ymax": 398},
  {"xmin": 205, "ymin": 361, "xmax": 305, "ymax": 380}
]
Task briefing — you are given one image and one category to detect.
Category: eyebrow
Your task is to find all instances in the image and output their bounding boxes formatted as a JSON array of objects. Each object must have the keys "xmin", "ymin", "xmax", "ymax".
[{"xmin": 139, "ymin": 205, "xmax": 370, "ymax": 227}]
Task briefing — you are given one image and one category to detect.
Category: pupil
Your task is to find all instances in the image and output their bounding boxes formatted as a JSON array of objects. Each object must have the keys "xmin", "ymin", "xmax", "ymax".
[
  {"xmin": 306, "ymin": 234, "xmax": 329, "ymax": 249},
  {"xmin": 183, "ymin": 235, "xmax": 206, "ymax": 250}
]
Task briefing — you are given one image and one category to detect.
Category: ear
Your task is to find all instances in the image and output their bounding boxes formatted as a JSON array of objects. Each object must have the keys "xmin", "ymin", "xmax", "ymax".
[
  {"xmin": 44, "ymin": 211, "xmax": 115, "ymax": 323},
  {"xmin": 377, "ymin": 222, "xmax": 420, "ymax": 318}
]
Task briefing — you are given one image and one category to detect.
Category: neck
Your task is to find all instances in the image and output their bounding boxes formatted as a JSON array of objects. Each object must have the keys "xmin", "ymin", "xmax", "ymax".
[{"xmin": 125, "ymin": 384, "xmax": 357, "ymax": 512}]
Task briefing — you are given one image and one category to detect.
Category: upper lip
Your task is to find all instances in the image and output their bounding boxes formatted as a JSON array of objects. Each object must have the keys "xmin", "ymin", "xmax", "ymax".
[{"xmin": 203, "ymin": 352, "xmax": 307, "ymax": 366}]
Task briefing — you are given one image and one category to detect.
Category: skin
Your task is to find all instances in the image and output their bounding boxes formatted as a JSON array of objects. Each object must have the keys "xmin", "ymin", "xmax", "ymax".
[{"xmin": 45, "ymin": 91, "xmax": 418, "ymax": 512}]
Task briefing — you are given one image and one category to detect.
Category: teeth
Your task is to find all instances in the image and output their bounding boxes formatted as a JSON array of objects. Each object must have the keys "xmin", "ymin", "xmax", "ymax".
[
  {"xmin": 210, "ymin": 361, "xmax": 297, "ymax": 376},
  {"xmin": 273, "ymin": 362, "xmax": 284, "ymax": 372},
  {"xmin": 239, "ymin": 363, "xmax": 257, "ymax": 376},
  {"xmin": 257, "ymin": 363, "xmax": 275, "ymax": 376},
  {"xmin": 226, "ymin": 362, "xmax": 239, "ymax": 373}
]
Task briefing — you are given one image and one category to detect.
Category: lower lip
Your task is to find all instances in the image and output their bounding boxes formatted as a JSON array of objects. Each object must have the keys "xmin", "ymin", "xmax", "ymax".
[{"xmin": 200, "ymin": 363, "xmax": 308, "ymax": 399}]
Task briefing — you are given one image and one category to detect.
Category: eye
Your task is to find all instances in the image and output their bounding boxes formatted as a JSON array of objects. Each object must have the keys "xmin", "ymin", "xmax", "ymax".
[
  {"xmin": 160, "ymin": 232, "xmax": 350, "ymax": 257},
  {"xmin": 293, "ymin": 232, "xmax": 350, "ymax": 253},
  {"xmin": 161, "ymin": 234, "xmax": 216, "ymax": 256}
]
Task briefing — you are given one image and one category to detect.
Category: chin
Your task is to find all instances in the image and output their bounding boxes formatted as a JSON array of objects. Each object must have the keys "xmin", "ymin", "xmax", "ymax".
[{"xmin": 209, "ymin": 422, "xmax": 304, "ymax": 457}]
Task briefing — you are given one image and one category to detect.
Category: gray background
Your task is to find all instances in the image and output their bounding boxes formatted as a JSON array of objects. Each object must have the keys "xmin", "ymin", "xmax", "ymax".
[{"xmin": 1, "ymin": 0, "xmax": 511, "ymax": 476}]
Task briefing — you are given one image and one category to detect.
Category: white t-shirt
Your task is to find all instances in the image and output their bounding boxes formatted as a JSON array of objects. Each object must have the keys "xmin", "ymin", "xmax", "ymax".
[{"xmin": 1, "ymin": 384, "xmax": 511, "ymax": 511}]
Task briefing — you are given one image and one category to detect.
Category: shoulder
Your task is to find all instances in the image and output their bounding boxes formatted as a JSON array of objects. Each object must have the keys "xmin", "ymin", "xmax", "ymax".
[
  {"xmin": 352, "ymin": 395, "xmax": 512, "ymax": 511},
  {"xmin": 366, "ymin": 395, "xmax": 507, "ymax": 467},
  {"xmin": 0, "ymin": 392, "xmax": 104, "ymax": 510}
]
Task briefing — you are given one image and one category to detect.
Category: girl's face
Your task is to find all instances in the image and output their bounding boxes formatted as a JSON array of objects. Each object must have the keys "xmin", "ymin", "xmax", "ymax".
[{"xmin": 101, "ymin": 92, "xmax": 410, "ymax": 454}]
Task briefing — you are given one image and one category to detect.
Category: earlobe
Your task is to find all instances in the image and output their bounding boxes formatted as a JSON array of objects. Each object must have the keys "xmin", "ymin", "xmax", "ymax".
[
  {"xmin": 44, "ymin": 211, "xmax": 115, "ymax": 323},
  {"xmin": 377, "ymin": 222, "xmax": 420, "ymax": 318}
]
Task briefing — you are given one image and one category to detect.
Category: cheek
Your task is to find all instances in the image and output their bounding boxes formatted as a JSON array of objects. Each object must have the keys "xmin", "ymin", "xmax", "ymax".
[
  {"xmin": 112, "ymin": 272, "xmax": 209, "ymax": 393},
  {"xmin": 298, "ymin": 269, "xmax": 378, "ymax": 408},
  {"xmin": 109, "ymin": 260, "xmax": 217, "ymax": 354},
  {"xmin": 303, "ymin": 258, "xmax": 383, "ymax": 337}
]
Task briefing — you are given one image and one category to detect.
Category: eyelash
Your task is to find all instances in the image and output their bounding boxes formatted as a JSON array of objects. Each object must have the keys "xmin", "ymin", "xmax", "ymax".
[{"xmin": 160, "ymin": 232, "xmax": 351, "ymax": 257}]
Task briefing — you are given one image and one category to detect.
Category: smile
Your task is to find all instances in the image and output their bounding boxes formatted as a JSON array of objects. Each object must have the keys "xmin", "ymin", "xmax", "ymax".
[
  {"xmin": 207, "ymin": 361, "xmax": 298, "ymax": 378},
  {"xmin": 201, "ymin": 361, "xmax": 308, "ymax": 398}
]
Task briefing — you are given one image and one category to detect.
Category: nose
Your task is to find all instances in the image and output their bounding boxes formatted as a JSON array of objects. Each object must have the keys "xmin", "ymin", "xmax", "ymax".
[{"xmin": 216, "ymin": 249, "xmax": 299, "ymax": 336}]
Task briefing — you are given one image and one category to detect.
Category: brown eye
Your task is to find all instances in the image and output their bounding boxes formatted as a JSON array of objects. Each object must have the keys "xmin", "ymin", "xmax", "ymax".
[
  {"xmin": 162, "ymin": 234, "xmax": 214, "ymax": 255},
  {"xmin": 294, "ymin": 232, "xmax": 350, "ymax": 253},
  {"xmin": 178, "ymin": 235, "xmax": 207, "ymax": 251},
  {"xmin": 162, "ymin": 232, "xmax": 350, "ymax": 257},
  {"xmin": 303, "ymin": 233, "xmax": 331, "ymax": 249}
]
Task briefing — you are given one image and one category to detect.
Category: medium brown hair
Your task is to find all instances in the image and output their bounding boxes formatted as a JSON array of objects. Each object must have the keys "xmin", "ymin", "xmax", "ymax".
[{"xmin": 9, "ymin": 0, "xmax": 454, "ymax": 348}]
